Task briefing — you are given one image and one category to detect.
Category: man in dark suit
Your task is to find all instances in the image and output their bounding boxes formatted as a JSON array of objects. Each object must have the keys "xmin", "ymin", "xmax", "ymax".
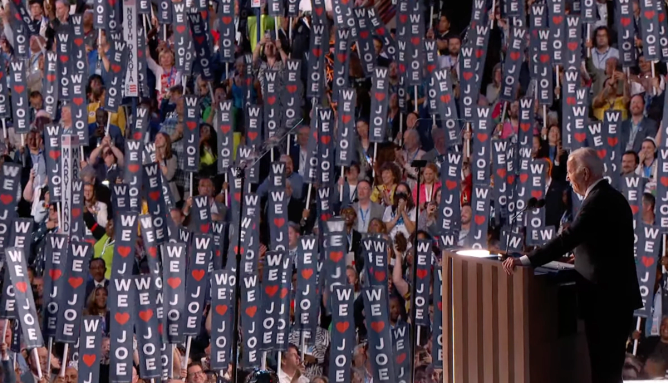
[
  {"xmin": 85, "ymin": 258, "xmax": 109, "ymax": 300},
  {"xmin": 620, "ymin": 94, "xmax": 658, "ymax": 153},
  {"xmin": 503, "ymin": 148, "xmax": 642, "ymax": 383}
]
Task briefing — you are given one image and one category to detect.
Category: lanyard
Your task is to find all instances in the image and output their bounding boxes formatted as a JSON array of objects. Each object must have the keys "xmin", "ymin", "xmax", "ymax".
[
  {"xmin": 359, "ymin": 207, "xmax": 369, "ymax": 227},
  {"xmin": 424, "ymin": 184, "xmax": 432, "ymax": 202},
  {"xmin": 102, "ymin": 238, "xmax": 115, "ymax": 257},
  {"xmin": 347, "ymin": 232, "xmax": 353, "ymax": 252}
]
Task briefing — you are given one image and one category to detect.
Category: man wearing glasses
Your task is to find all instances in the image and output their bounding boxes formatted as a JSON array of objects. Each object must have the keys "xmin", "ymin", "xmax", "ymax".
[{"xmin": 186, "ymin": 362, "xmax": 208, "ymax": 383}]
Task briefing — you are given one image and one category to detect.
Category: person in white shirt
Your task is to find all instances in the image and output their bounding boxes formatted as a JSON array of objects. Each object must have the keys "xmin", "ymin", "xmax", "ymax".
[
  {"xmin": 278, "ymin": 345, "xmax": 309, "ymax": 383},
  {"xmin": 590, "ymin": 26, "xmax": 619, "ymax": 71},
  {"xmin": 84, "ymin": 182, "xmax": 108, "ymax": 228},
  {"xmin": 439, "ymin": 36, "xmax": 461, "ymax": 78}
]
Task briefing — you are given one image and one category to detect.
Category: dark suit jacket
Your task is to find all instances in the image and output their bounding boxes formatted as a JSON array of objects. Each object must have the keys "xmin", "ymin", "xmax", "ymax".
[
  {"xmin": 528, "ymin": 180, "xmax": 642, "ymax": 313},
  {"xmin": 620, "ymin": 117, "xmax": 658, "ymax": 154}
]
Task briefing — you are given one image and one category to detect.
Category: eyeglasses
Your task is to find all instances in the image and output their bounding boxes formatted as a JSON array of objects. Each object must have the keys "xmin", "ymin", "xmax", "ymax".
[{"xmin": 188, "ymin": 370, "xmax": 206, "ymax": 377}]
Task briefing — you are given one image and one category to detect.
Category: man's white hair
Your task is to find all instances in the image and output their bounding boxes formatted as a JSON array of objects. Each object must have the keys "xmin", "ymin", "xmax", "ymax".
[{"xmin": 568, "ymin": 147, "xmax": 604, "ymax": 179}]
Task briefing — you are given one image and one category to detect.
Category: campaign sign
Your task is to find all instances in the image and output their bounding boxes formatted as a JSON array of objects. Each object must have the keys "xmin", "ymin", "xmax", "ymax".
[
  {"xmin": 295, "ymin": 236, "xmax": 320, "ymax": 343},
  {"xmin": 192, "ymin": 196, "xmax": 212, "ymax": 234},
  {"xmin": 210, "ymin": 270, "xmax": 235, "ymax": 370},
  {"xmin": 324, "ymin": 219, "xmax": 347, "ymax": 294},
  {"xmin": 492, "ymin": 139, "xmax": 510, "ymax": 219},
  {"xmin": 413, "ymin": 239, "xmax": 432, "ymax": 327},
  {"xmin": 246, "ymin": 106, "xmax": 263, "ymax": 157},
  {"xmin": 183, "ymin": 234, "xmax": 212, "ymax": 336},
  {"xmin": 362, "ymin": 236, "xmax": 389, "ymax": 287},
  {"xmin": 70, "ymin": 181, "xmax": 85, "ymax": 242},
  {"xmin": 42, "ymin": 234, "xmax": 68, "ymax": 337},
  {"xmin": 604, "ymin": 110, "xmax": 622, "ymax": 189},
  {"xmin": 77, "ymin": 316, "xmax": 102, "ymax": 383},
  {"xmin": 282, "ymin": 60, "xmax": 302, "ymax": 127},
  {"xmin": 109, "ymin": 276, "xmax": 136, "ymax": 383},
  {"xmin": 55, "ymin": 242, "xmax": 91, "ymax": 344},
  {"xmin": 336, "ymin": 88, "xmax": 356, "ymax": 167},
  {"xmin": 211, "ymin": 222, "xmax": 229, "ymax": 270},
  {"xmin": 617, "ymin": 0, "xmax": 637, "ymax": 67},
  {"xmin": 354, "ymin": 8, "xmax": 376, "ymax": 77},
  {"xmin": 433, "ymin": 69, "xmax": 461, "ymax": 146},
  {"xmin": 499, "ymin": 27, "xmax": 527, "ymax": 102},
  {"xmin": 144, "ymin": 164, "xmax": 167, "ymax": 243},
  {"xmin": 124, "ymin": 140, "xmax": 143, "ymax": 212},
  {"xmin": 0, "ymin": 163, "xmax": 22, "ymax": 251},
  {"xmin": 260, "ymin": 251, "xmax": 290, "ymax": 351},
  {"xmin": 111, "ymin": 183, "xmax": 130, "ymax": 214},
  {"xmin": 635, "ymin": 224, "xmax": 662, "ymax": 317},
  {"xmin": 307, "ymin": 23, "xmax": 327, "ymax": 99},
  {"xmin": 70, "ymin": 74, "xmax": 89, "ymax": 144},
  {"xmin": 0, "ymin": 54, "xmax": 8, "ymax": 118},
  {"xmin": 110, "ymin": 213, "xmax": 139, "ymax": 281},
  {"xmin": 263, "ymin": 71, "xmax": 281, "ymax": 140},
  {"xmin": 163, "ymin": 243, "xmax": 186, "ymax": 344},
  {"xmin": 548, "ymin": 0, "xmax": 565, "ymax": 64},
  {"xmin": 217, "ymin": 101, "xmax": 235, "ymax": 174},
  {"xmin": 56, "ymin": 28, "xmax": 72, "ymax": 101},
  {"xmin": 0, "ymin": 268, "xmax": 15, "ymax": 319},
  {"xmin": 432, "ymin": 266, "xmax": 443, "ymax": 368},
  {"xmin": 217, "ymin": 0, "xmax": 235, "ymax": 62},
  {"xmin": 268, "ymin": 163, "xmax": 289, "ymax": 251},
  {"xmin": 44, "ymin": 126, "xmax": 62, "ymax": 201},
  {"xmin": 10, "ymin": 59, "xmax": 30, "ymax": 134},
  {"xmin": 392, "ymin": 322, "xmax": 412, "ymax": 383},
  {"xmin": 456, "ymin": 41, "xmax": 479, "ymax": 121},
  {"xmin": 467, "ymin": 186, "xmax": 491, "ymax": 249},
  {"xmin": 369, "ymin": 67, "xmax": 390, "ymax": 143},
  {"xmin": 103, "ymin": 33, "xmax": 127, "ymax": 112},
  {"xmin": 363, "ymin": 285, "xmax": 396, "ymax": 382},
  {"xmin": 188, "ymin": 12, "xmax": 213, "ymax": 81},
  {"xmin": 241, "ymin": 261, "xmax": 261, "ymax": 368},
  {"xmin": 328, "ymin": 286, "xmax": 356, "ymax": 383},
  {"xmin": 471, "ymin": 106, "xmax": 493, "ymax": 186},
  {"xmin": 331, "ymin": 29, "xmax": 350, "ymax": 103},
  {"xmin": 9, "ymin": 218, "xmax": 34, "ymax": 260},
  {"xmin": 640, "ymin": 0, "xmax": 661, "ymax": 61},
  {"xmin": 184, "ymin": 95, "xmax": 201, "ymax": 173},
  {"xmin": 5, "ymin": 248, "xmax": 44, "ymax": 349},
  {"xmin": 439, "ymin": 151, "xmax": 462, "ymax": 234},
  {"xmin": 134, "ymin": 276, "xmax": 162, "ymax": 378}
]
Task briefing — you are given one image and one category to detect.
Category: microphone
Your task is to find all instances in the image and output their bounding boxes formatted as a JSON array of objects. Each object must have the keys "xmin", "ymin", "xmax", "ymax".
[{"xmin": 500, "ymin": 197, "xmax": 546, "ymax": 259}]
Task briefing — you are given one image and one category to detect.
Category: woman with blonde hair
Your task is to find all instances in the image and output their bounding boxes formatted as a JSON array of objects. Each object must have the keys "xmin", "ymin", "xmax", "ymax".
[{"xmin": 147, "ymin": 46, "xmax": 182, "ymax": 104}]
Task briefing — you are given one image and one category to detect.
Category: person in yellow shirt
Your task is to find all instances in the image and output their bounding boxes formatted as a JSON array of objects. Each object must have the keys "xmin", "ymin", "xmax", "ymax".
[
  {"xmin": 370, "ymin": 163, "xmax": 400, "ymax": 206},
  {"xmin": 87, "ymin": 87, "xmax": 127, "ymax": 134},
  {"xmin": 84, "ymin": 209, "xmax": 115, "ymax": 280}
]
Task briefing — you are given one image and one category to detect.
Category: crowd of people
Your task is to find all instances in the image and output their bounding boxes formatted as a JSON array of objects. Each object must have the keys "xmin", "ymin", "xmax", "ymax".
[{"xmin": 0, "ymin": 0, "xmax": 667, "ymax": 381}]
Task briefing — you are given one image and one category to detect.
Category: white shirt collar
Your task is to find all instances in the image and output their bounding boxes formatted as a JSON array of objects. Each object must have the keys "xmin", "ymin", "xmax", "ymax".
[{"xmin": 585, "ymin": 178, "xmax": 605, "ymax": 199}]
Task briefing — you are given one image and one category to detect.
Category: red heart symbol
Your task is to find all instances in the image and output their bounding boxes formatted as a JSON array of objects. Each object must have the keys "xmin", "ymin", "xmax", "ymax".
[
  {"xmin": 286, "ymin": 85, "xmax": 297, "ymax": 94},
  {"xmin": 661, "ymin": 177, "xmax": 668, "ymax": 187},
  {"xmin": 221, "ymin": 124, "xmax": 231, "ymax": 134},
  {"xmin": 642, "ymin": 256, "xmax": 655, "ymax": 268},
  {"xmin": 149, "ymin": 191, "xmax": 160, "ymax": 201},
  {"xmin": 115, "ymin": 312, "xmax": 129, "ymax": 325},
  {"xmin": 13, "ymin": 85, "xmax": 24, "ymax": 94},
  {"xmin": 245, "ymin": 306, "xmax": 257, "ymax": 318},
  {"xmin": 265, "ymin": 285, "xmax": 279, "ymax": 297},
  {"xmin": 510, "ymin": 51, "xmax": 520, "ymax": 61},
  {"xmin": 552, "ymin": 16, "xmax": 563, "ymax": 24},
  {"xmin": 192, "ymin": 270, "xmax": 205, "ymax": 282},
  {"xmin": 186, "ymin": 121, "xmax": 197, "ymax": 131},
  {"xmin": 59, "ymin": 55, "xmax": 68, "ymax": 63},
  {"xmin": 139, "ymin": 309, "xmax": 153, "ymax": 322},
  {"xmin": 49, "ymin": 269, "xmax": 62, "ymax": 280},
  {"xmin": 445, "ymin": 180, "xmax": 458, "ymax": 190},
  {"xmin": 73, "ymin": 97, "xmax": 84, "ymax": 106},
  {"xmin": 474, "ymin": 215, "xmax": 486, "ymax": 225},
  {"xmin": 200, "ymin": 224, "xmax": 210, "ymax": 233},
  {"xmin": 531, "ymin": 190, "xmax": 543, "ymax": 199},
  {"xmin": 645, "ymin": 11, "xmax": 655, "ymax": 19},
  {"xmin": 69, "ymin": 277, "xmax": 83, "ymax": 289},
  {"xmin": 82, "ymin": 354, "xmax": 95, "ymax": 367},
  {"xmin": 360, "ymin": 30, "xmax": 369, "ymax": 39},
  {"xmin": 608, "ymin": 137, "xmax": 618, "ymax": 146},
  {"xmin": 507, "ymin": 175, "xmax": 515, "ymax": 184},
  {"xmin": 280, "ymin": 287, "xmax": 288, "ymax": 298},
  {"xmin": 158, "ymin": 323, "xmax": 163, "ymax": 335},
  {"xmin": 274, "ymin": 218, "xmax": 285, "ymax": 227},
  {"xmin": 342, "ymin": 115, "xmax": 351, "ymax": 124},
  {"xmin": 520, "ymin": 122, "xmax": 531, "ymax": 132},
  {"xmin": 417, "ymin": 269, "xmax": 428, "ymax": 279},
  {"xmin": 195, "ymin": 36, "xmax": 205, "ymax": 45},
  {"xmin": 399, "ymin": 14, "xmax": 407, "ymax": 23},
  {"xmin": 117, "ymin": 246, "xmax": 131, "ymax": 258},
  {"xmin": 396, "ymin": 353, "xmax": 406, "ymax": 363},
  {"xmin": 321, "ymin": 135, "xmax": 331, "ymax": 145},
  {"xmin": 477, "ymin": 133, "xmax": 488, "ymax": 142},
  {"xmin": 247, "ymin": 132, "xmax": 258, "ymax": 141},
  {"xmin": 374, "ymin": 270, "xmax": 386, "ymax": 282},
  {"xmin": 336, "ymin": 322, "xmax": 349, "ymax": 333},
  {"xmin": 267, "ymin": 96, "xmax": 276, "ymax": 105},
  {"xmin": 315, "ymin": 7, "xmax": 323, "ymax": 16},
  {"xmin": 411, "ymin": 37, "xmax": 420, "ymax": 45},
  {"xmin": 111, "ymin": 64, "xmax": 121, "ymax": 73},
  {"xmin": 148, "ymin": 247, "xmax": 157, "ymax": 258},
  {"xmin": 476, "ymin": 49, "xmax": 484, "ymax": 58},
  {"xmin": 621, "ymin": 17, "xmax": 631, "ymax": 27},
  {"xmin": 375, "ymin": 93, "xmax": 385, "ymax": 102},
  {"xmin": 574, "ymin": 133, "xmax": 587, "ymax": 143},
  {"xmin": 216, "ymin": 305, "xmax": 228, "ymax": 316},
  {"xmin": 133, "ymin": 132, "xmax": 142, "ymax": 140},
  {"xmin": 596, "ymin": 149, "xmax": 607, "ymax": 159},
  {"xmin": 234, "ymin": 246, "xmax": 244, "ymax": 254},
  {"xmin": 176, "ymin": 25, "xmax": 186, "ymax": 33},
  {"xmin": 370, "ymin": 321, "xmax": 385, "ymax": 333},
  {"xmin": 566, "ymin": 97, "xmax": 576, "ymax": 105},
  {"xmin": 540, "ymin": 54, "xmax": 550, "ymax": 63},
  {"xmin": 440, "ymin": 94, "xmax": 451, "ymax": 103},
  {"xmin": 463, "ymin": 72, "xmax": 473, "ymax": 81},
  {"xmin": 47, "ymin": 74, "xmax": 56, "ymax": 82},
  {"xmin": 74, "ymin": 38, "xmax": 83, "ymax": 47},
  {"xmin": 312, "ymin": 48, "xmax": 322, "ymax": 57},
  {"xmin": 519, "ymin": 174, "xmax": 529, "ymax": 183},
  {"xmin": 631, "ymin": 205, "xmax": 639, "ymax": 215},
  {"xmin": 167, "ymin": 277, "xmax": 181, "ymax": 288},
  {"xmin": 301, "ymin": 269, "xmax": 313, "ymax": 279},
  {"xmin": 49, "ymin": 150, "xmax": 60, "ymax": 160},
  {"xmin": 72, "ymin": 208, "xmax": 81, "ymax": 218},
  {"xmin": 128, "ymin": 164, "xmax": 140, "ymax": 173},
  {"xmin": 234, "ymin": 193, "xmax": 241, "ymax": 202},
  {"xmin": 427, "ymin": 64, "xmax": 436, "ymax": 73},
  {"xmin": 15, "ymin": 281, "xmax": 27, "ymax": 293},
  {"xmin": 438, "ymin": 301, "xmax": 442, "ymax": 311},
  {"xmin": 222, "ymin": 16, "xmax": 232, "ymax": 24},
  {"xmin": 330, "ymin": 251, "xmax": 344, "ymax": 262},
  {"xmin": 568, "ymin": 42, "xmax": 578, "ymax": 51},
  {"xmin": 497, "ymin": 168, "xmax": 506, "ymax": 178}
]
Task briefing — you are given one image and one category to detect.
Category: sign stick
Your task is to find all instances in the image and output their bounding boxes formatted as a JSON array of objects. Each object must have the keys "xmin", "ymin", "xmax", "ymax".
[
  {"xmin": 171, "ymin": 344, "xmax": 175, "ymax": 378},
  {"xmin": 632, "ymin": 317, "xmax": 642, "ymax": 355},
  {"xmin": 500, "ymin": 102, "xmax": 508, "ymax": 125},
  {"xmin": 398, "ymin": 113, "xmax": 403, "ymax": 146},
  {"xmin": 300, "ymin": 332, "xmax": 306, "ymax": 362},
  {"xmin": 339, "ymin": 166, "xmax": 345, "ymax": 203},
  {"xmin": 261, "ymin": 351, "xmax": 267, "ymax": 370},
  {"xmin": 163, "ymin": 25, "xmax": 167, "ymax": 43},
  {"xmin": 490, "ymin": 0, "xmax": 496, "ymax": 28},
  {"xmin": 542, "ymin": 105, "xmax": 547, "ymax": 139},
  {"xmin": 33, "ymin": 348, "xmax": 43, "ymax": 379},
  {"xmin": 59, "ymin": 344, "xmax": 69, "ymax": 377},
  {"xmin": 586, "ymin": 24, "xmax": 591, "ymax": 58},
  {"xmin": 372, "ymin": 143, "xmax": 378, "ymax": 178},
  {"xmin": 413, "ymin": 87, "xmax": 418, "ymax": 112},
  {"xmin": 105, "ymin": 113, "xmax": 111, "ymax": 137},
  {"xmin": 305, "ymin": 184, "xmax": 313, "ymax": 207},
  {"xmin": 277, "ymin": 353, "xmax": 282, "ymax": 376},
  {"xmin": 224, "ymin": 172, "xmax": 229, "ymax": 207},
  {"xmin": 465, "ymin": 123, "xmax": 471, "ymax": 159},
  {"xmin": 189, "ymin": 173, "xmax": 194, "ymax": 200},
  {"xmin": 1, "ymin": 321, "xmax": 6, "ymax": 342},
  {"xmin": 652, "ymin": 62, "xmax": 656, "ymax": 78},
  {"xmin": 183, "ymin": 336, "xmax": 192, "ymax": 380},
  {"xmin": 289, "ymin": 18, "xmax": 293, "ymax": 43},
  {"xmin": 46, "ymin": 337, "xmax": 53, "ymax": 377},
  {"xmin": 555, "ymin": 66, "xmax": 560, "ymax": 98},
  {"xmin": 2, "ymin": 118, "xmax": 6, "ymax": 140}
]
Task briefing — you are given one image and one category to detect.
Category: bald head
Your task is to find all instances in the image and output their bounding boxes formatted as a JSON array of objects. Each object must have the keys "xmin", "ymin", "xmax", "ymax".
[{"xmin": 567, "ymin": 148, "xmax": 604, "ymax": 196}]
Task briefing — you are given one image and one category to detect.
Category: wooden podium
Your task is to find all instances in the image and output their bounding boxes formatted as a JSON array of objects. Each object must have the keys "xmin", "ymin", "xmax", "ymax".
[{"xmin": 441, "ymin": 251, "xmax": 569, "ymax": 383}]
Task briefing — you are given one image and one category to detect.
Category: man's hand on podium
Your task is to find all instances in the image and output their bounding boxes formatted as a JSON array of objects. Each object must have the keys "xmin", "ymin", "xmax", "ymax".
[{"xmin": 502, "ymin": 257, "xmax": 522, "ymax": 275}]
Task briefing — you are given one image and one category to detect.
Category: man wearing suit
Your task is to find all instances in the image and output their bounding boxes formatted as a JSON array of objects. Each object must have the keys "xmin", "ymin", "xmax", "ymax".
[
  {"xmin": 289, "ymin": 125, "xmax": 311, "ymax": 177},
  {"xmin": 503, "ymin": 148, "xmax": 642, "ymax": 383},
  {"xmin": 351, "ymin": 180, "xmax": 385, "ymax": 233},
  {"xmin": 85, "ymin": 258, "xmax": 109, "ymax": 300},
  {"xmin": 621, "ymin": 95, "xmax": 658, "ymax": 153}
]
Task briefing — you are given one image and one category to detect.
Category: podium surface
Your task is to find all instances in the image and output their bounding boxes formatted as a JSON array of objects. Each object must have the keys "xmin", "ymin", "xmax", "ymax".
[{"xmin": 441, "ymin": 251, "xmax": 582, "ymax": 383}]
